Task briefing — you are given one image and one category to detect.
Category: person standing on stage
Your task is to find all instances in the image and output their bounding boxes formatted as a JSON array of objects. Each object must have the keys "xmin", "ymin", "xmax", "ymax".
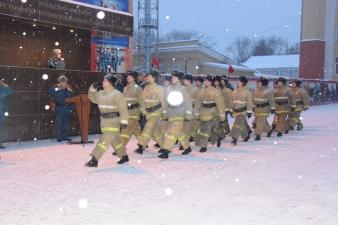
[
  {"xmin": 0, "ymin": 81, "xmax": 13, "ymax": 149},
  {"xmin": 48, "ymin": 49, "xmax": 65, "ymax": 70},
  {"xmin": 48, "ymin": 75, "xmax": 73, "ymax": 142},
  {"xmin": 85, "ymin": 74, "xmax": 130, "ymax": 167}
]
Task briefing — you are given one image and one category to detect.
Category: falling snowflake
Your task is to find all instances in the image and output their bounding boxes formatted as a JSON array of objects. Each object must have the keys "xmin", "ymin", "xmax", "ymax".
[
  {"xmin": 235, "ymin": 178, "xmax": 240, "ymax": 183},
  {"xmin": 164, "ymin": 187, "xmax": 173, "ymax": 196},
  {"xmin": 78, "ymin": 199, "xmax": 88, "ymax": 209},
  {"xmin": 273, "ymin": 141, "xmax": 278, "ymax": 145},
  {"xmin": 4, "ymin": 112, "xmax": 9, "ymax": 117},
  {"xmin": 137, "ymin": 160, "xmax": 142, "ymax": 164},
  {"xmin": 42, "ymin": 74, "xmax": 49, "ymax": 80}
]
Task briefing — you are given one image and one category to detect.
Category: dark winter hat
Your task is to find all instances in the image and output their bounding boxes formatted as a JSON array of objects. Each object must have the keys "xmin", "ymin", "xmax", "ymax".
[
  {"xmin": 238, "ymin": 76, "xmax": 248, "ymax": 86},
  {"xmin": 163, "ymin": 74, "xmax": 172, "ymax": 81},
  {"xmin": 183, "ymin": 74, "xmax": 194, "ymax": 82},
  {"xmin": 195, "ymin": 76, "xmax": 204, "ymax": 83},
  {"xmin": 105, "ymin": 74, "xmax": 118, "ymax": 87},
  {"xmin": 206, "ymin": 75, "xmax": 216, "ymax": 83},
  {"xmin": 171, "ymin": 71, "xmax": 184, "ymax": 80},
  {"xmin": 258, "ymin": 77, "xmax": 269, "ymax": 87},
  {"xmin": 215, "ymin": 76, "xmax": 222, "ymax": 82},
  {"xmin": 277, "ymin": 77, "xmax": 287, "ymax": 85},
  {"xmin": 126, "ymin": 71, "xmax": 138, "ymax": 80},
  {"xmin": 294, "ymin": 79, "xmax": 302, "ymax": 87},
  {"xmin": 147, "ymin": 70, "xmax": 160, "ymax": 78}
]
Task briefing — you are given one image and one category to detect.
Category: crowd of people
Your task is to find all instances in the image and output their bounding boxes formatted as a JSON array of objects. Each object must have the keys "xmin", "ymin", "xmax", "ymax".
[{"xmin": 84, "ymin": 71, "xmax": 310, "ymax": 167}]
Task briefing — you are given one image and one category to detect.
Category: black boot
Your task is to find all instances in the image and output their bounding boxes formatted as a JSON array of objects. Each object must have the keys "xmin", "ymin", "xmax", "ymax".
[
  {"xmin": 158, "ymin": 149, "xmax": 169, "ymax": 159},
  {"xmin": 255, "ymin": 135, "xmax": 261, "ymax": 141},
  {"xmin": 117, "ymin": 155, "xmax": 129, "ymax": 164},
  {"xmin": 243, "ymin": 135, "xmax": 250, "ymax": 142},
  {"xmin": 182, "ymin": 147, "xmax": 192, "ymax": 155},
  {"xmin": 154, "ymin": 143, "xmax": 161, "ymax": 148},
  {"xmin": 231, "ymin": 138, "xmax": 237, "ymax": 145},
  {"xmin": 179, "ymin": 145, "xmax": 184, "ymax": 151},
  {"xmin": 216, "ymin": 138, "xmax": 222, "ymax": 148},
  {"xmin": 199, "ymin": 147, "xmax": 207, "ymax": 153},
  {"xmin": 277, "ymin": 132, "xmax": 283, "ymax": 137},
  {"xmin": 85, "ymin": 157, "xmax": 98, "ymax": 167},
  {"xmin": 297, "ymin": 122, "xmax": 303, "ymax": 131},
  {"xmin": 189, "ymin": 137, "xmax": 195, "ymax": 142},
  {"xmin": 134, "ymin": 144, "xmax": 144, "ymax": 155}
]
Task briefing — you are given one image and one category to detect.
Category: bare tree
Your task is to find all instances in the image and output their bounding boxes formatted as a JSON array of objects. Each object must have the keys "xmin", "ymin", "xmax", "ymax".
[
  {"xmin": 285, "ymin": 42, "xmax": 300, "ymax": 55},
  {"xmin": 252, "ymin": 36, "xmax": 289, "ymax": 56},
  {"xmin": 226, "ymin": 36, "xmax": 253, "ymax": 63}
]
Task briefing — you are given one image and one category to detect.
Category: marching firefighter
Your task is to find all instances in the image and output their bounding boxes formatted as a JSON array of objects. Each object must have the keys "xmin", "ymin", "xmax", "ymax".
[
  {"xmin": 183, "ymin": 74, "xmax": 200, "ymax": 142},
  {"xmin": 287, "ymin": 79, "xmax": 309, "ymax": 131},
  {"xmin": 210, "ymin": 76, "xmax": 227, "ymax": 147},
  {"xmin": 135, "ymin": 71, "xmax": 165, "ymax": 155},
  {"xmin": 229, "ymin": 76, "xmax": 253, "ymax": 145},
  {"xmin": 158, "ymin": 71, "xmax": 193, "ymax": 158},
  {"xmin": 267, "ymin": 80, "xmax": 279, "ymax": 137},
  {"xmin": 194, "ymin": 76, "xmax": 204, "ymax": 89},
  {"xmin": 85, "ymin": 74, "xmax": 129, "ymax": 167},
  {"xmin": 273, "ymin": 77, "xmax": 296, "ymax": 137},
  {"xmin": 0, "ymin": 81, "xmax": 13, "ymax": 149},
  {"xmin": 195, "ymin": 75, "xmax": 226, "ymax": 153},
  {"xmin": 120, "ymin": 71, "xmax": 143, "ymax": 149},
  {"xmin": 221, "ymin": 77, "xmax": 233, "ymax": 136},
  {"xmin": 252, "ymin": 77, "xmax": 276, "ymax": 141}
]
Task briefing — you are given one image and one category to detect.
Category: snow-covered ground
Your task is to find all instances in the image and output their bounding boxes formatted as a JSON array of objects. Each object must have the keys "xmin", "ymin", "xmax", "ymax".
[{"xmin": 1, "ymin": 104, "xmax": 338, "ymax": 225}]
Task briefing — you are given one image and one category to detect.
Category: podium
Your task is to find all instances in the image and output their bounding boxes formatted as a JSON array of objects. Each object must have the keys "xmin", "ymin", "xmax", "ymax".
[{"xmin": 65, "ymin": 94, "xmax": 93, "ymax": 144}]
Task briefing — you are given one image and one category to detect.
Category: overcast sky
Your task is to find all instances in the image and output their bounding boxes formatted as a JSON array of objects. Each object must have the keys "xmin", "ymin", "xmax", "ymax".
[{"xmin": 134, "ymin": 0, "xmax": 302, "ymax": 51}]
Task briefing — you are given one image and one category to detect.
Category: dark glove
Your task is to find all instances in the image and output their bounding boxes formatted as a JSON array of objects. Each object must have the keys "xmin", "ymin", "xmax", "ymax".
[
  {"xmin": 163, "ymin": 118, "xmax": 169, "ymax": 121},
  {"xmin": 93, "ymin": 82, "xmax": 103, "ymax": 90},
  {"xmin": 270, "ymin": 109, "xmax": 276, "ymax": 115},
  {"xmin": 120, "ymin": 124, "xmax": 128, "ymax": 130},
  {"xmin": 291, "ymin": 106, "xmax": 296, "ymax": 112},
  {"xmin": 247, "ymin": 113, "xmax": 252, "ymax": 119}
]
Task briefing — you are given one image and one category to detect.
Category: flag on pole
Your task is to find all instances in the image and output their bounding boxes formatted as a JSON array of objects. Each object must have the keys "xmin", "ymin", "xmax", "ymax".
[
  {"xmin": 151, "ymin": 56, "xmax": 160, "ymax": 69},
  {"xmin": 228, "ymin": 65, "xmax": 235, "ymax": 74}
]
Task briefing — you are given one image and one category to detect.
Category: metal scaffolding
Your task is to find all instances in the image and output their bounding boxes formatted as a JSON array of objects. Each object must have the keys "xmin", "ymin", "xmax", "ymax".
[{"xmin": 137, "ymin": 0, "xmax": 159, "ymax": 72}]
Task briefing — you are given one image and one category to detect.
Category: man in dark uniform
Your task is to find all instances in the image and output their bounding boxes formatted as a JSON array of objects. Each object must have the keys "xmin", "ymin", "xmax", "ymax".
[
  {"xmin": 48, "ymin": 75, "xmax": 74, "ymax": 142},
  {"xmin": 0, "ymin": 81, "xmax": 13, "ymax": 149},
  {"xmin": 48, "ymin": 49, "xmax": 65, "ymax": 70}
]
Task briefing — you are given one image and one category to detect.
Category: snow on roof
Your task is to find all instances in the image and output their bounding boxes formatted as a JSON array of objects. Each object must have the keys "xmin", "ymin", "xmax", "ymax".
[
  {"xmin": 244, "ymin": 55, "xmax": 299, "ymax": 69},
  {"xmin": 202, "ymin": 62, "xmax": 255, "ymax": 73}
]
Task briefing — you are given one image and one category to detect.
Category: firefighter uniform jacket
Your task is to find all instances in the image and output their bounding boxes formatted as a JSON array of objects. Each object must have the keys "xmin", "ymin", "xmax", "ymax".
[
  {"xmin": 196, "ymin": 86, "xmax": 226, "ymax": 122},
  {"xmin": 185, "ymin": 84, "xmax": 201, "ymax": 119},
  {"xmin": 139, "ymin": 83, "xmax": 165, "ymax": 119},
  {"xmin": 273, "ymin": 87, "xmax": 296, "ymax": 114},
  {"xmin": 163, "ymin": 83, "xmax": 193, "ymax": 121},
  {"xmin": 291, "ymin": 87, "xmax": 309, "ymax": 112},
  {"xmin": 88, "ymin": 85, "xmax": 129, "ymax": 128},
  {"xmin": 231, "ymin": 87, "xmax": 253, "ymax": 116},
  {"xmin": 123, "ymin": 81, "xmax": 143, "ymax": 120},
  {"xmin": 253, "ymin": 87, "xmax": 275, "ymax": 116}
]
